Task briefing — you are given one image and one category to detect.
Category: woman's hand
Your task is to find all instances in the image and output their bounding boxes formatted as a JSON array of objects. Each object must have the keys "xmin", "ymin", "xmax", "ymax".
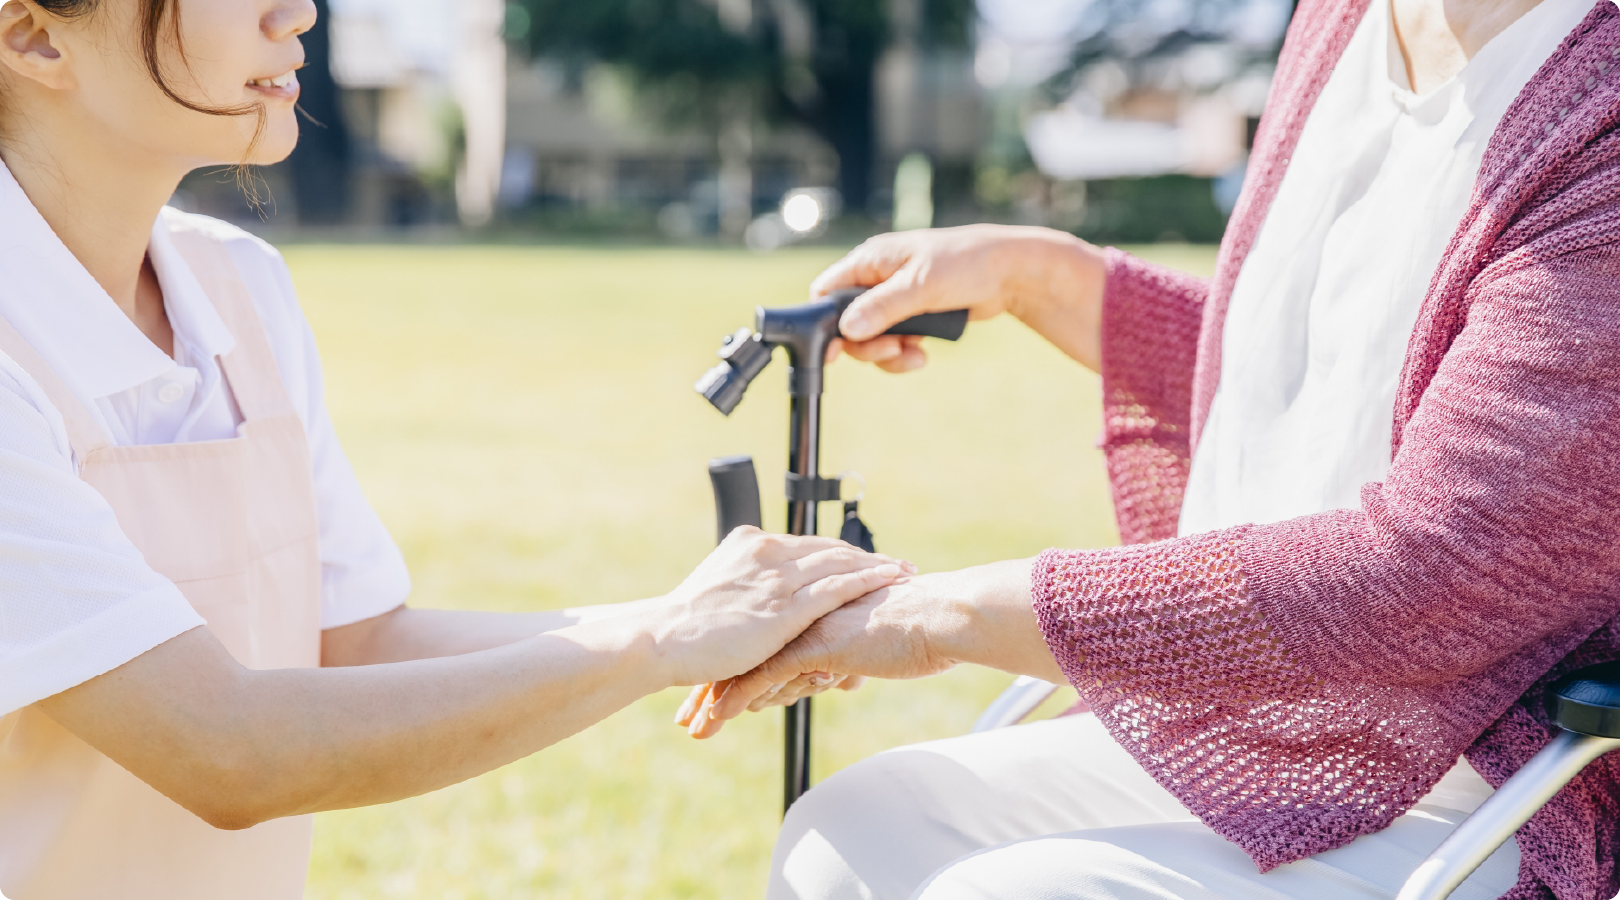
[
  {"xmin": 813, "ymin": 224, "xmax": 1110, "ymax": 373},
  {"xmin": 643, "ymin": 526, "xmax": 912, "ymax": 688},
  {"xmin": 676, "ymin": 560, "xmax": 1067, "ymax": 738}
]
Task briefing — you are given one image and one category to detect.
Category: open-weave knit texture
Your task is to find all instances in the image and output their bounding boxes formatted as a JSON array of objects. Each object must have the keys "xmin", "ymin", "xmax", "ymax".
[{"xmin": 1034, "ymin": 1, "xmax": 1620, "ymax": 898}]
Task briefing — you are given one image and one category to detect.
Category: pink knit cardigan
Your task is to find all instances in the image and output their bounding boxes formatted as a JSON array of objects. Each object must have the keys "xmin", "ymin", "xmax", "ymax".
[{"xmin": 1031, "ymin": 0, "xmax": 1620, "ymax": 898}]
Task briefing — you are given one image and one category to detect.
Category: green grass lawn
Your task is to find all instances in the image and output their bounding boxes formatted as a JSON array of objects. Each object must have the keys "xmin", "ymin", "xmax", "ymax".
[{"xmin": 289, "ymin": 242, "xmax": 1219, "ymax": 900}]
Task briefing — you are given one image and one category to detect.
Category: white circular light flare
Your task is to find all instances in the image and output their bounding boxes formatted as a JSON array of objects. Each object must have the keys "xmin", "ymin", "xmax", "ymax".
[{"xmin": 781, "ymin": 193, "xmax": 823, "ymax": 233}]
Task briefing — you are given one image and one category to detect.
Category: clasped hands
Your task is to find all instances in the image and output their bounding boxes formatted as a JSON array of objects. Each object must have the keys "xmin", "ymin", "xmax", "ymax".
[
  {"xmin": 674, "ymin": 557, "xmax": 1061, "ymax": 739},
  {"xmin": 674, "ymin": 568, "xmax": 954, "ymax": 739}
]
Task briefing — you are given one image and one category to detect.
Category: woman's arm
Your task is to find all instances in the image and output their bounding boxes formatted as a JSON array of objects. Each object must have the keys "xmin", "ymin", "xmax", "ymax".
[
  {"xmin": 38, "ymin": 529, "xmax": 906, "ymax": 831},
  {"xmin": 814, "ymin": 230, "xmax": 1209, "ymax": 545},
  {"xmin": 703, "ymin": 244, "xmax": 1620, "ymax": 870},
  {"xmin": 680, "ymin": 560, "xmax": 1063, "ymax": 736},
  {"xmin": 321, "ymin": 598, "xmax": 666, "ymax": 666},
  {"xmin": 810, "ymin": 225, "xmax": 1110, "ymax": 372}
]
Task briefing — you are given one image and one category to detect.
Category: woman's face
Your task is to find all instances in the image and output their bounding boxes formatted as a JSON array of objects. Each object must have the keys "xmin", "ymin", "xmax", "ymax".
[{"xmin": 6, "ymin": 0, "xmax": 316, "ymax": 170}]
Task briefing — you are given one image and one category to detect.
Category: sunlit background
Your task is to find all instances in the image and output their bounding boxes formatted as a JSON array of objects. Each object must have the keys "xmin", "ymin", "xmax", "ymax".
[
  {"xmin": 176, "ymin": 0, "xmax": 1291, "ymax": 896},
  {"xmin": 185, "ymin": 0, "xmax": 1289, "ymax": 247}
]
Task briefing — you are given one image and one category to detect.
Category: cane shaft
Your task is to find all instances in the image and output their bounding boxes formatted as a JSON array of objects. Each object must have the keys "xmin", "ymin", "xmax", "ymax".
[{"xmin": 783, "ymin": 392, "xmax": 820, "ymax": 811}]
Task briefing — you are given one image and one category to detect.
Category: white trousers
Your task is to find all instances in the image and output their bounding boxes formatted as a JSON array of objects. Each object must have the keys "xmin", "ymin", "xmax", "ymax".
[{"xmin": 767, "ymin": 714, "xmax": 1521, "ymax": 900}]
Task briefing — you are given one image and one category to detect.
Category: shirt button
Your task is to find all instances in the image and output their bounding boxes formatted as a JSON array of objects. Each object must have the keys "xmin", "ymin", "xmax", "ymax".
[{"xmin": 156, "ymin": 382, "xmax": 184, "ymax": 404}]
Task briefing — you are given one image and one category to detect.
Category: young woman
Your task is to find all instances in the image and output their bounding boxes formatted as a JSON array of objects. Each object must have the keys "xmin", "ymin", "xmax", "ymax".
[
  {"xmin": 0, "ymin": 1, "xmax": 908, "ymax": 897},
  {"xmin": 683, "ymin": 0, "xmax": 1620, "ymax": 896}
]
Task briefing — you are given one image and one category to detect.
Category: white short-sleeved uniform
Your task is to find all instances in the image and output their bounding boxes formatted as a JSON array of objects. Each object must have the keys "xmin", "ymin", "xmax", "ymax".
[{"xmin": 0, "ymin": 160, "xmax": 410, "ymax": 717}]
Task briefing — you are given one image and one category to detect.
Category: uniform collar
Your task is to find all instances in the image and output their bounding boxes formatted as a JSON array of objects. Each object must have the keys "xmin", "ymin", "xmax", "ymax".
[
  {"xmin": 0, "ymin": 159, "xmax": 235, "ymax": 404},
  {"xmin": 150, "ymin": 209, "xmax": 236, "ymax": 372}
]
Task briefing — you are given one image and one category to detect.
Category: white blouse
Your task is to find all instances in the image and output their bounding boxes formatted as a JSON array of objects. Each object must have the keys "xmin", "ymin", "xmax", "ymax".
[
  {"xmin": 1179, "ymin": 0, "xmax": 1595, "ymax": 536},
  {"xmin": 0, "ymin": 162, "xmax": 410, "ymax": 716}
]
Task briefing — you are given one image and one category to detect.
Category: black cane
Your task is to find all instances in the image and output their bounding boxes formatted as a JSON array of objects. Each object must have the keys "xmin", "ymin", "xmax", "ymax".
[{"xmin": 697, "ymin": 289, "xmax": 968, "ymax": 812}]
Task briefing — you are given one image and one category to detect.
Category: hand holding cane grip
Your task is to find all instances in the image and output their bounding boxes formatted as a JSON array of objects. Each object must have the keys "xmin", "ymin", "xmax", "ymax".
[
  {"xmin": 697, "ymin": 289, "xmax": 969, "ymax": 414},
  {"xmin": 822, "ymin": 286, "xmax": 969, "ymax": 341}
]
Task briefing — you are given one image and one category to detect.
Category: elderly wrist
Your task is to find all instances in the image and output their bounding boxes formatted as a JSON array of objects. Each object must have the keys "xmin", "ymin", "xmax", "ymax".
[
  {"xmin": 934, "ymin": 560, "xmax": 1052, "ymax": 676},
  {"xmin": 914, "ymin": 569, "xmax": 996, "ymax": 667},
  {"xmin": 996, "ymin": 229, "xmax": 1102, "ymax": 319}
]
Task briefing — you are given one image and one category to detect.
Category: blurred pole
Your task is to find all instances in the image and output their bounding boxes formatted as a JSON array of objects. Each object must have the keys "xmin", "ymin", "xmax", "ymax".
[
  {"xmin": 718, "ymin": 103, "xmax": 754, "ymax": 239},
  {"xmin": 714, "ymin": 0, "xmax": 754, "ymax": 240},
  {"xmin": 288, "ymin": 0, "xmax": 351, "ymax": 226},
  {"xmin": 892, "ymin": 152, "xmax": 933, "ymax": 230},
  {"xmin": 453, "ymin": 0, "xmax": 507, "ymax": 228}
]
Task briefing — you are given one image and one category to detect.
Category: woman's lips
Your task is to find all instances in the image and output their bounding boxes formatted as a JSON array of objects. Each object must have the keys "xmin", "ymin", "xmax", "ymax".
[{"xmin": 246, "ymin": 70, "xmax": 300, "ymax": 102}]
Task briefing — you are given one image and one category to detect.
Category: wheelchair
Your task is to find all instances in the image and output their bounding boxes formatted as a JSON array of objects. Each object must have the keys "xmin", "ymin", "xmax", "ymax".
[{"xmin": 974, "ymin": 664, "xmax": 1620, "ymax": 900}]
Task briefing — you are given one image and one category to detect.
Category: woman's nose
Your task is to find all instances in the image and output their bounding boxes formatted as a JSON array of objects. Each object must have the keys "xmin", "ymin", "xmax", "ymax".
[{"xmin": 264, "ymin": 0, "xmax": 318, "ymax": 41}]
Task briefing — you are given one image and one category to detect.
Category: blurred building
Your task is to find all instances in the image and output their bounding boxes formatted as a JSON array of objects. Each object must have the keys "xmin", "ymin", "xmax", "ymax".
[
  {"xmin": 498, "ymin": 62, "xmax": 840, "ymax": 234},
  {"xmin": 497, "ymin": 25, "xmax": 989, "ymax": 235},
  {"xmin": 329, "ymin": 0, "xmax": 505, "ymax": 226},
  {"xmin": 174, "ymin": 0, "xmax": 1280, "ymax": 243}
]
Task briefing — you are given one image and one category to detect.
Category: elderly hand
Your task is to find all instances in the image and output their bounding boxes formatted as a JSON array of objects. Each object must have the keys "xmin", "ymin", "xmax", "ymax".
[
  {"xmin": 646, "ymin": 526, "xmax": 914, "ymax": 688},
  {"xmin": 675, "ymin": 560, "xmax": 1067, "ymax": 738},
  {"xmin": 812, "ymin": 224, "xmax": 1109, "ymax": 373}
]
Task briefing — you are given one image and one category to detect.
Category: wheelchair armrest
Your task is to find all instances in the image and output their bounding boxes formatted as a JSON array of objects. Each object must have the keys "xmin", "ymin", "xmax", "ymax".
[
  {"xmin": 1397, "ymin": 662, "xmax": 1620, "ymax": 900},
  {"xmin": 972, "ymin": 676, "xmax": 1062, "ymax": 733}
]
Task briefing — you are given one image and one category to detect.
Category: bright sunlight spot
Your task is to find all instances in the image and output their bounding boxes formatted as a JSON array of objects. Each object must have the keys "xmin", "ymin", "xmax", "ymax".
[{"xmin": 781, "ymin": 193, "xmax": 824, "ymax": 233}]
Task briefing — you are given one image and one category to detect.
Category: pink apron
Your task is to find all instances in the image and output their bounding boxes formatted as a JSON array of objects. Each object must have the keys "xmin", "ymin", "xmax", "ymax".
[{"xmin": 0, "ymin": 231, "xmax": 324, "ymax": 899}]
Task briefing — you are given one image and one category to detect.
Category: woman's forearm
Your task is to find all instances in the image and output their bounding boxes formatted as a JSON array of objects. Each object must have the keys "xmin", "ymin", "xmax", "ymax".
[
  {"xmin": 43, "ymin": 620, "xmax": 670, "ymax": 830},
  {"xmin": 932, "ymin": 559, "xmax": 1069, "ymax": 683},
  {"xmin": 999, "ymin": 230, "xmax": 1109, "ymax": 372},
  {"xmin": 322, "ymin": 599, "xmax": 667, "ymax": 666},
  {"xmin": 43, "ymin": 531, "xmax": 906, "ymax": 829}
]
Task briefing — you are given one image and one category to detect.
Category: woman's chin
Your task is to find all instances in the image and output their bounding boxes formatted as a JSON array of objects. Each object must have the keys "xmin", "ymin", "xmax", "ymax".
[{"xmin": 247, "ymin": 128, "xmax": 300, "ymax": 168}]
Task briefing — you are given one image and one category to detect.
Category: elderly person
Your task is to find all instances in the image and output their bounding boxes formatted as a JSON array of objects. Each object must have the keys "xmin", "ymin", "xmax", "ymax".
[{"xmin": 681, "ymin": 0, "xmax": 1620, "ymax": 896}]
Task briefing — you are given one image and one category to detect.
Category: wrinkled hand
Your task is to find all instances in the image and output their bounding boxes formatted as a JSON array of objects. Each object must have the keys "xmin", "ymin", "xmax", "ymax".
[
  {"xmin": 649, "ymin": 527, "xmax": 912, "ymax": 687},
  {"xmin": 676, "ymin": 573, "xmax": 962, "ymax": 738},
  {"xmin": 811, "ymin": 224, "xmax": 1107, "ymax": 373}
]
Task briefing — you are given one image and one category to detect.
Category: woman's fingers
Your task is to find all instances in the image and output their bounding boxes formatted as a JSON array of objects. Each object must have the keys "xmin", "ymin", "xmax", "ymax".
[
  {"xmin": 839, "ymin": 334, "xmax": 905, "ymax": 363},
  {"xmin": 688, "ymin": 680, "xmax": 733, "ymax": 738},
  {"xmin": 808, "ymin": 236, "xmax": 912, "ymax": 300},
  {"xmin": 744, "ymin": 681, "xmax": 788, "ymax": 712},
  {"xmin": 675, "ymin": 683, "xmax": 710, "ymax": 727},
  {"xmin": 877, "ymin": 340, "xmax": 927, "ymax": 374},
  {"xmin": 688, "ymin": 680, "xmax": 739, "ymax": 739},
  {"xmin": 807, "ymin": 235, "xmax": 940, "ymax": 343},
  {"xmin": 745, "ymin": 682, "xmax": 787, "ymax": 713},
  {"xmin": 785, "ymin": 544, "xmax": 911, "ymax": 589},
  {"xmin": 735, "ymin": 529, "xmax": 896, "ymax": 576},
  {"xmin": 788, "ymin": 566, "xmax": 901, "ymax": 625},
  {"xmin": 710, "ymin": 634, "xmax": 827, "ymax": 721},
  {"xmin": 758, "ymin": 673, "xmax": 845, "ymax": 710},
  {"xmin": 838, "ymin": 267, "xmax": 929, "ymax": 342},
  {"xmin": 838, "ymin": 334, "xmax": 928, "ymax": 374}
]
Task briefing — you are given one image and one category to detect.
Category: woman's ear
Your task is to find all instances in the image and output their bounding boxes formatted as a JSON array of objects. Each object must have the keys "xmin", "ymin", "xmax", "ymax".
[{"xmin": 0, "ymin": 1, "xmax": 73, "ymax": 90}]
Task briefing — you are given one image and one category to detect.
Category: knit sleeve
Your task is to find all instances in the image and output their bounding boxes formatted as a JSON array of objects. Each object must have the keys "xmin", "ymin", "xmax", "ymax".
[
  {"xmin": 1097, "ymin": 248, "xmax": 1209, "ymax": 545},
  {"xmin": 1035, "ymin": 244, "xmax": 1620, "ymax": 874}
]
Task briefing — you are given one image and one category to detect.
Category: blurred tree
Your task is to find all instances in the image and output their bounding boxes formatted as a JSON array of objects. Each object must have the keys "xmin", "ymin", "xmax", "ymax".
[
  {"xmin": 513, "ymin": 0, "xmax": 973, "ymax": 215},
  {"xmin": 1042, "ymin": 0, "xmax": 1288, "ymax": 105}
]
